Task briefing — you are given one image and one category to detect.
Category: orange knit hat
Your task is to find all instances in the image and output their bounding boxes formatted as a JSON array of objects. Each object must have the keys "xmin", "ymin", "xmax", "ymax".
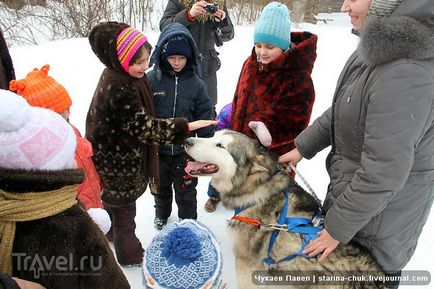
[{"xmin": 9, "ymin": 64, "xmax": 72, "ymax": 113}]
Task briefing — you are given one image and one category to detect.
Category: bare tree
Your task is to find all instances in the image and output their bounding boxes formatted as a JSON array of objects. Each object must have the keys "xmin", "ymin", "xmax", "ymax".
[
  {"xmin": 1, "ymin": 0, "xmax": 341, "ymax": 46},
  {"xmin": 292, "ymin": 0, "xmax": 306, "ymax": 23}
]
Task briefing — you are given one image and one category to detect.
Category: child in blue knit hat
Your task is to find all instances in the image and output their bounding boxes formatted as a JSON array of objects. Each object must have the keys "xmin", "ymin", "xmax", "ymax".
[
  {"xmin": 143, "ymin": 219, "xmax": 225, "ymax": 289},
  {"xmin": 205, "ymin": 2, "xmax": 318, "ymax": 212}
]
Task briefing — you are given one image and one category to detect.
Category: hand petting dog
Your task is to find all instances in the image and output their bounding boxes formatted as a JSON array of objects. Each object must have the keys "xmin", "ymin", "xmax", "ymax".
[{"xmin": 303, "ymin": 229, "xmax": 340, "ymax": 262}]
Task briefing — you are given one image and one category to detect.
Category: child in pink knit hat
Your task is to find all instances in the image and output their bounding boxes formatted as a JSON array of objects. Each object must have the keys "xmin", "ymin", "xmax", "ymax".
[{"xmin": 0, "ymin": 89, "xmax": 129, "ymax": 289}]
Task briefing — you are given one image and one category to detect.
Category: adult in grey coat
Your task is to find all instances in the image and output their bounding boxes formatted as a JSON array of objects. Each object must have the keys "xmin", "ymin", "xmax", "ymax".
[
  {"xmin": 160, "ymin": 0, "xmax": 234, "ymax": 110},
  {"xmin": 279, "ymin": 0, "xmax": 434, "ymax": 277}
]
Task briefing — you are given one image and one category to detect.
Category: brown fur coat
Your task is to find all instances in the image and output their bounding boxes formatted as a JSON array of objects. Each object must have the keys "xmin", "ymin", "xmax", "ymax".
[
  {"xmin": 0, "ymin": 167, "xmax": 130, "ymax": 289},
  {"xmin": 86, "ymin": 22, "xmax": 189, "ymax": 206}
]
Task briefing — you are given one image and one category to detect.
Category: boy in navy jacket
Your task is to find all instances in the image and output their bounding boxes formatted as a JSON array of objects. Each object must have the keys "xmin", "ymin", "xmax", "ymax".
[{"xmin": 147, "ymin": 23, "xmax": 214, "ymax": 230}]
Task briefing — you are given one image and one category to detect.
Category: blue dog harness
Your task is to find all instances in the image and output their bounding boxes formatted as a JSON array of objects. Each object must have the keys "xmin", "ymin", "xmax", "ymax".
[{"xmin": 231, "ymin": 189, "xmax": 324, "ymax": 266}]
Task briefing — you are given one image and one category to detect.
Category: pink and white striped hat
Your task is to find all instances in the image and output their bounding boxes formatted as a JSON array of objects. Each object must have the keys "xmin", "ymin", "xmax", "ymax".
[{"xmin": 0, "ymin": 89, "xmax": 76, "ymax": 170}]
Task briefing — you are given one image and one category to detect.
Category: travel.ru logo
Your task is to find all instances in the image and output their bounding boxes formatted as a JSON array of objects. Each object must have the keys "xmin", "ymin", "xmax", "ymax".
[{"xmin": 13, "ymin": 253, "xmax": 102, "ymax": 278}]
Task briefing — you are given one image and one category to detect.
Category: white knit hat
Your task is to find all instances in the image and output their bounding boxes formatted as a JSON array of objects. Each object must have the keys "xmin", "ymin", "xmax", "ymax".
[
  {"xmin": 370, "ymin": 0, "xmax": 403, "ymax": 17},
  {"xmin": 143, "ymin": 220, "xmax": 223, "ymax": 289},
  {"xmin": 0, "ymin": 89, "xmax": 76, "ymax": 170}
]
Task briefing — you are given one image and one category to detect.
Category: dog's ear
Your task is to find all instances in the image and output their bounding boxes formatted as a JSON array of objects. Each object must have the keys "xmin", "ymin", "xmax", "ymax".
[{"xmin": 251, "ymin": 155, "xmax": 270, "ymax": 173}]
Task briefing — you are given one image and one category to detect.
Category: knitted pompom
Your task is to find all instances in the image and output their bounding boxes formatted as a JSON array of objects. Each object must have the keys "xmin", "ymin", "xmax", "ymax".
[
  {"xmin": 161, "ymin": 227, "xmax": 201, "ymax": 268},
  {"xmin": 143, "ymin": 220, "xmax": 222, "ymax": 288},
  {"xmin": 0, "ymin": 89, "xmax": 31, "ymax": 132},
  {"xmin": 9, "ymin": 79, "xmax": 26, "ymax": 95},
  {"xmin": 39, "ymin": 64, "xmax": 50, "ymax": 76},
  {"xmin": 87, "ymin": 208, "xmax": 111, "ymax": 235}
]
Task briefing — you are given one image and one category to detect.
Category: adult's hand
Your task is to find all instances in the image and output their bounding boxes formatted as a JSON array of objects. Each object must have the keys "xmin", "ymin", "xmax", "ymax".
[
  {"xmin": 12, "ymin": 278, "xmax": 46, "ymax": 289},
  {"xmin": 189, "ymin": 0, "xmax": 207, "ymax": 17},
  {"xmin": 188, "ymin": 120, "xmax": 218, "ymax": 131},
  {"xmin": 278, "ymin": 148, "xmax": 303, "ymax": 167},
  {"xmin": 302, "ymin": 230, "xmax": 340, "ymax": 262}
]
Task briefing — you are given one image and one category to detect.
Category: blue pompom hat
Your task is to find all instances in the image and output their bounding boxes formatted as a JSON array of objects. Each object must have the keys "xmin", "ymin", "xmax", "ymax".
[
  {"xmin": 254, "ymin": 2, "xmax": 291, "ymax": 51},
  {"xmin": 143, "ymin": 220, "xmax": 223, "ymax": 289}
]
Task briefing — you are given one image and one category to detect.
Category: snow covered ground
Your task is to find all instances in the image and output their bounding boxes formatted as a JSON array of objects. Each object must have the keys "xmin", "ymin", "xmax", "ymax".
[{"xmin": 9, "ymin": 12, "xmax": 433, "ymax": 288}]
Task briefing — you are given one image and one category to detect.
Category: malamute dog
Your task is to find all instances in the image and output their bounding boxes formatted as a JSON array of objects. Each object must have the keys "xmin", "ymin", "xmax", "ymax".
[{"xmin": 185, "ymin": 130, "xmax": 385, "ymax": 289}]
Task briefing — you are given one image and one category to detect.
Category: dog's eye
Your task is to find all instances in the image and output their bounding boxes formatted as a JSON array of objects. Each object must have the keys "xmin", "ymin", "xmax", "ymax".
[{"xmin": 216, "ymin": 143, "xmax": 225, "ymax": 149}]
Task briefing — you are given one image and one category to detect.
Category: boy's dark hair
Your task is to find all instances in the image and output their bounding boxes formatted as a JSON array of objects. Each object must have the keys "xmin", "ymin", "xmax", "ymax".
[{"xmin": 130, "ymin": 41, "xmax": 153, "ymax": 66}]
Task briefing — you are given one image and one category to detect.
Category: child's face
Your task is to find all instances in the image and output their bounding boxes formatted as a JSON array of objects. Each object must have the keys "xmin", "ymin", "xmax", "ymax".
[
  {"xmin": 254, "ymin": 43, "xmax": 284, "ymax": 65},
  {"xmin": 128, "ymin": 49, "xmax": 150, "ymax": 78},
  {"xmin": 167, "ymin": 55, "xmax": 187, "ymax": 73}
]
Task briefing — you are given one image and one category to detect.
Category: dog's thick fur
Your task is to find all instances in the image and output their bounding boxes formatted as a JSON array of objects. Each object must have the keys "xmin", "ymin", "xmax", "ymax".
[{"xmin": 185, "ymin": 130, "xmax": 385, "ymax": 289}]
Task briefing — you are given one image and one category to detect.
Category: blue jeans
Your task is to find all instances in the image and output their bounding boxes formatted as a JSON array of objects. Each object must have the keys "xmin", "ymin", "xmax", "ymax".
[{"xmin": 207, "ymin": 183, "xmax": 221, "ymax": 200}]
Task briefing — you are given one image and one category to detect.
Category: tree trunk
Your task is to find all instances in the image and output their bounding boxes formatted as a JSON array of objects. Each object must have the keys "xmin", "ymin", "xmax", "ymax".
[{"xmin": 292, "ymin": 0, "xmax": 307, "ymax": 23}]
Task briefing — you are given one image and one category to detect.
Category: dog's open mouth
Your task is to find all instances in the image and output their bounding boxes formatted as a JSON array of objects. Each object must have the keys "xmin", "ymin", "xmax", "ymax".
[{"xmin": 185, "ymin": 161, "xmax": 219, "ymax": 176}]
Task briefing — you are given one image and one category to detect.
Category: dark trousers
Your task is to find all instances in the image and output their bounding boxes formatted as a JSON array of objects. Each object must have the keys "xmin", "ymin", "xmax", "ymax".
[
  {"xmin": 154, "ymin": 152, "xmax": 198, "ymax": 220},
  {"xmin": 207, "ymin": 183, "xmax": 221, "ymax": 199},
  {"xmin": 104, "ymin": 202, "xmax": 143, "ymax": 265}
]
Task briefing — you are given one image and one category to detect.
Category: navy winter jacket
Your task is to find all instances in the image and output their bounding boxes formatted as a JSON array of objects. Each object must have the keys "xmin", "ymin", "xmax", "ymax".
[{"xmin": 148, "ymin": 23, "xmax": 214, "ymax": 156}]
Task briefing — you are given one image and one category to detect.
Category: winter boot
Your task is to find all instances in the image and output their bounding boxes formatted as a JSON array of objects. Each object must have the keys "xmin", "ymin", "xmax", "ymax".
[
  {"xmin": 204, "ymin": 197, "xmax": 220, "ymax": 213},
  {"xmin": 153, "ymin": 217, "xmax": 167, "ymax": 230},
  {"xmin": 107, "ymin": 202, "xmax": 144, "ymax": 266}
]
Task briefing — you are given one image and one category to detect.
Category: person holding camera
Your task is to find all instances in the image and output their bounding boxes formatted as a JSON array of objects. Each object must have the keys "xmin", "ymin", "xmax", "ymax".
[{"xmin": 160, "ymin": 0, "xmax": 234, "ymax": 114}]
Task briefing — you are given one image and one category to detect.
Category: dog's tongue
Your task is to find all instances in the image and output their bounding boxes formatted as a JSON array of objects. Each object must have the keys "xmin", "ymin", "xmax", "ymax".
[{"xmin": 185, "ymin": 161, "xmax": 208, "ymax": 174}]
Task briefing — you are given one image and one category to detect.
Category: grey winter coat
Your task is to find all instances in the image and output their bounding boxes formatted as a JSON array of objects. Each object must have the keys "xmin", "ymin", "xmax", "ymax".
[
  {"xmin": 294, "ymin": 0, "xmax": 434, "ymax": 271},
  {"xmin": 160, "ymin": 0, "xmax": 234, "ymax": 105}
]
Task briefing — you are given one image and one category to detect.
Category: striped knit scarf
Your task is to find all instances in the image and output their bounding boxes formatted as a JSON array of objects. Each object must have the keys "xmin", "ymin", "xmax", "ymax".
[{"xmin": 0, "ymin": 185, "xmax": 77, "ymax": 274}]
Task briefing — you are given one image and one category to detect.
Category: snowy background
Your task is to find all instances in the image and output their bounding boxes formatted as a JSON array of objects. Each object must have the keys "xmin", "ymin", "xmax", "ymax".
[{"xmin": 9, "ymin": 13, "xmax": 433, "ymax": 289}]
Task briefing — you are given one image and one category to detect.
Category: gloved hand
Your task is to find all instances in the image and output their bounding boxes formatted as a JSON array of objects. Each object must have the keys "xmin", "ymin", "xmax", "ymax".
[
  {"xmin": 248, "ymin": 121, "xmax": 272, "ymax": 147},
  {"xmin": 87, "ymin": 208, "xmax": 111, "ymax": 235}
]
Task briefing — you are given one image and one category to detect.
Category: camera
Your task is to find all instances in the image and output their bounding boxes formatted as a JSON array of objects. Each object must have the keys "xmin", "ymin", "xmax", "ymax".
[{"xmin": 204, "ymin": 3, "xmax": 219, "ymax": 14}]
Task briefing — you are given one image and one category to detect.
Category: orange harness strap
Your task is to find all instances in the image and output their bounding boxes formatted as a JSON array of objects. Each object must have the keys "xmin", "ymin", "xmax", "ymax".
[{"xmin": 231, "ymin": 215, "xmax": 261, "ymax": 228}]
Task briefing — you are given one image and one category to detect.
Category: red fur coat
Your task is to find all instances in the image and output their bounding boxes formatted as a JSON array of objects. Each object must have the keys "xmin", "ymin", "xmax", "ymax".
[{"xmin": 230, "ymin": 32, "xmax": 317, "ymax": 156}]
